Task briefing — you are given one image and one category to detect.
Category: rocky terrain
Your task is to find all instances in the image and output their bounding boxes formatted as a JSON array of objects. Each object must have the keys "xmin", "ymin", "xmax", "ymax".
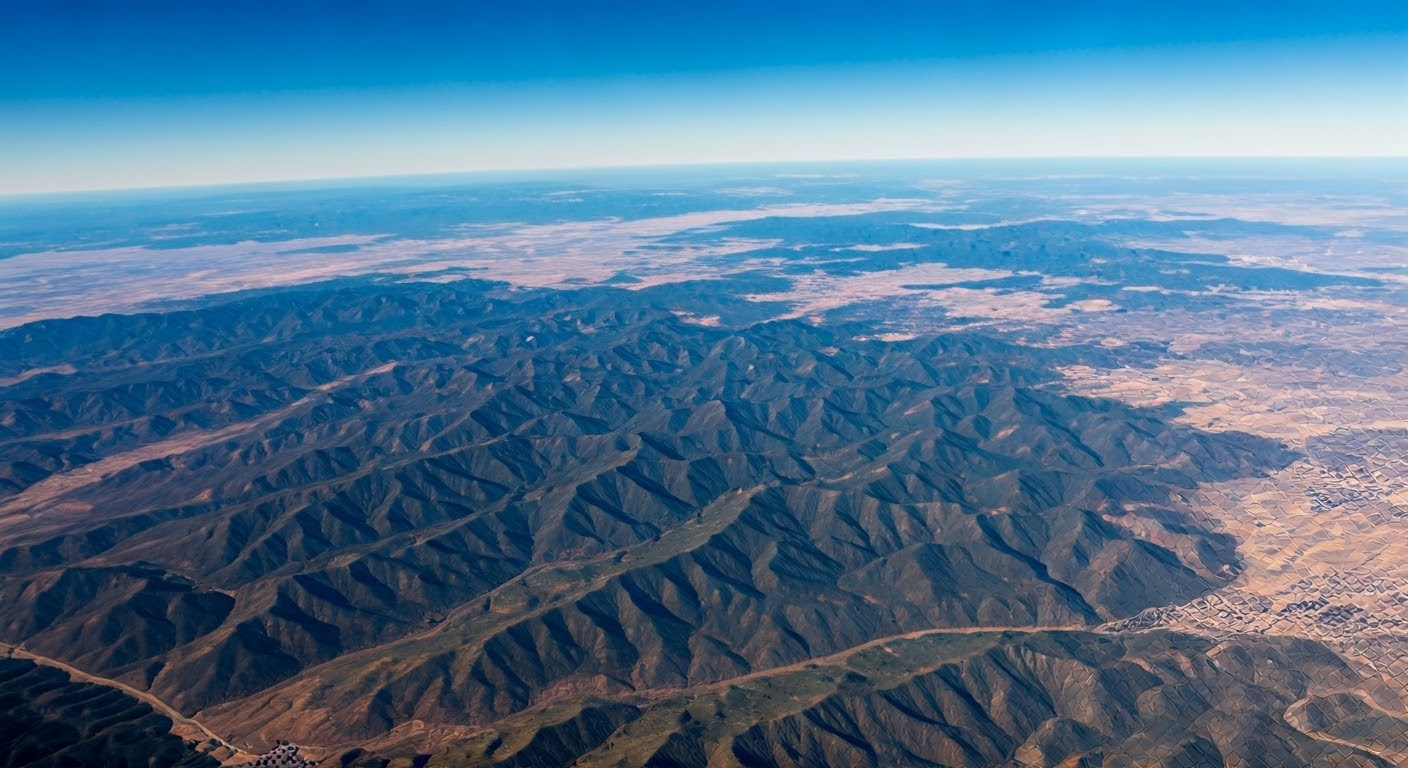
[
  {"xmin": 1, "ymin": 166, "xmax": 1405, "ymax": 766},
  {"xmin": 0, "ymin": 274, "xmax": 1373, "ymax": 765}
]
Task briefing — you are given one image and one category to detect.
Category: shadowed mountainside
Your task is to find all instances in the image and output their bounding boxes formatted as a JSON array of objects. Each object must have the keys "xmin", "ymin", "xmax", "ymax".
[{"xmin": 0, "ymin": 657, "xmax": 220, "ymax": 768}]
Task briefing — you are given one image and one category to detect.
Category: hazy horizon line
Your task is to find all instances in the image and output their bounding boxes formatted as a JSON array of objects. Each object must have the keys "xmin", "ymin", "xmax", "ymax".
[{"xmin": 5, "ymin": 154, "xmax": 1406, "ymax": 202}]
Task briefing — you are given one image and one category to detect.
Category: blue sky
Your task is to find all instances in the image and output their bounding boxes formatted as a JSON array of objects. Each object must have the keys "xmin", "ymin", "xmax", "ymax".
[{"xmin": 2, "ymin": 0, "xmax": 1405, "ymax": 194}]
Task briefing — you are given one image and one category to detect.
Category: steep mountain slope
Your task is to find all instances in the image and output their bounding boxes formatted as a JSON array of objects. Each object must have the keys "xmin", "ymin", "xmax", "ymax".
[{"xmin": 0, "ymin": 278, "xmax": 1302, "ymax": 761}]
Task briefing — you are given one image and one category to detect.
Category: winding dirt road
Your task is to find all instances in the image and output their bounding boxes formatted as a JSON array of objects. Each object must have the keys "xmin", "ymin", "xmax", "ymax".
[{"xmin": 1, "ymin": 641, "xmax": 255, "ymax": 763}]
